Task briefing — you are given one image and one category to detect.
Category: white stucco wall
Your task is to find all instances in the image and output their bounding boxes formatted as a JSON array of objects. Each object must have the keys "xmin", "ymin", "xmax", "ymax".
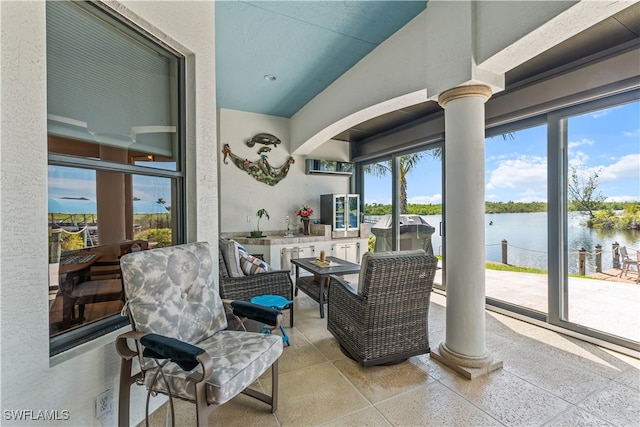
[
  {"xmin": 0, "ymin": 1, "xmax": 216, "ymax": 425},
  {"xmin": 218, "ymin": 109, "xmax": 351, "ymax": 235}
]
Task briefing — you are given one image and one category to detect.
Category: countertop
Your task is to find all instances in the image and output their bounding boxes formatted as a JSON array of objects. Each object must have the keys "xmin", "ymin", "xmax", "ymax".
[
  {"xmin": 231, "ymin": 234, "xmax": 346, "ymax": 246},
  {"xmin": 224, "ymin": 223, "xmax": 370, "ymax": 246}
]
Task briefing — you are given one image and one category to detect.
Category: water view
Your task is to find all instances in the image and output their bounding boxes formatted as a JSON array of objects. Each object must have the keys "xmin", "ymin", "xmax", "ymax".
[{"xmin": 369, "ymin": 212, "xmax": 639, "ymax": 275}]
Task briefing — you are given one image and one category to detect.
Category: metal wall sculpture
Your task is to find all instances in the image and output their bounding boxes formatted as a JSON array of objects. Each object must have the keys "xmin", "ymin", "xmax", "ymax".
[{"xmin": 222, "ymin": 134, "xmax": 294, "ymax": 186}]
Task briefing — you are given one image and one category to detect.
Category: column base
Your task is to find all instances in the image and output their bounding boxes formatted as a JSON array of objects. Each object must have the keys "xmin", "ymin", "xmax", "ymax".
[{"xmin": 430, "ymin": 343, "xmax": 503, "ymax": 380}]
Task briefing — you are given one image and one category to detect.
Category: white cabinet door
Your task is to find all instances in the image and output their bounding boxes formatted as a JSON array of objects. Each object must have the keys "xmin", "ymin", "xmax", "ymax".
[
  {"xmin": 280, "ymin": 245, "xmax": 316, "ymax": 274},
  {"xmin": 344, "ymin": 242, "xmax": 360, "ymax": 264},
  {"xmin": 297, "ymin": 245, "xmax": 315, "ymax": 259},
  {"xmin": 331, "ymin": 242, "xmax": 360, "ymax": 264}
]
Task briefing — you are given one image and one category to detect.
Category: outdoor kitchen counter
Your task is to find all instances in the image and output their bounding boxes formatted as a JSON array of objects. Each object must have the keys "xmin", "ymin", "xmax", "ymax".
[
  {"xmin": 226, "ymin": 223, "xmax": 370, "ymax": 246},
  {"xmin": 223, "ymin": 224, "xmax": 370, "ymax": 269},
  {"xmin": 232, "ymin": 234, "xmax": 332, "ymax": 246}
]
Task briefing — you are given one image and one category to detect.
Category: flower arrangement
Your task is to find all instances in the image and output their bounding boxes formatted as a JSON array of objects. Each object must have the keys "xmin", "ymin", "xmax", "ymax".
[{"xmin": 295, "ymin": 205, "xmax": 313, "ymax": 218}]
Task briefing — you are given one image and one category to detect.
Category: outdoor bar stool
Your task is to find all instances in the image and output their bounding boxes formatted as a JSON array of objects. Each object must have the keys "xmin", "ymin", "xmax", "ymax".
[{"xmin": 251, "ymin": 295, "xmax": 293, "ymax": 346}]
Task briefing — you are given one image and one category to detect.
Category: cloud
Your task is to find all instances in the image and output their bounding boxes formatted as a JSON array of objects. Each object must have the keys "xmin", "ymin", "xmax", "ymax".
[
  {"xmin": 568, "ymin": 151, "xmax": 589, "ymax": 168},
  {"xmin": 487, "ymin": 155, "xmax": 546, "ymax": 189},
  {"xmin": 409, "ymin": 194, "xmax": 442, "ymax": 204},
  {"xmin": 623, "ymin": 128, "xmax": 640, "ymax": 137},
  {"xmin": 568, "ymin": 138, "xmax": 594, "ymax": 149},
  {"xmin": 48, "ymin": 176, "xmax": 96, "ymax": 199},
  {"xmin": 486, "ymin": 155, "xmax": 547, "ymax": 201},
  {"xmin": 589, "ymin": 105, "xmax": 622, "ymax": 119},
  {"xmin": 598, "ymin": 153, "xmax": 640, "ymax": 182}
]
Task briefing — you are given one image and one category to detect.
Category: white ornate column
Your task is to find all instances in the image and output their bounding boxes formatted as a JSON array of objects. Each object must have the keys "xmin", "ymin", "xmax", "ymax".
[{"xmin": 430, "ymin": 84, "xmax": 503, "ymax": 379}]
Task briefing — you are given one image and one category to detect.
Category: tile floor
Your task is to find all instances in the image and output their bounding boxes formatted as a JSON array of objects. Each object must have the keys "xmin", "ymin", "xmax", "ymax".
[{"xmin": 142, "ymin": 291, "xmax": 640, "ymax": 427}]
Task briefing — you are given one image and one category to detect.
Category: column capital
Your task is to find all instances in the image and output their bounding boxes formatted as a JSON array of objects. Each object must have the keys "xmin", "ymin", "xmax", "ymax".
[{"xmin": 438, "ymin": 84, "xmax": 492, "ymax": 108}]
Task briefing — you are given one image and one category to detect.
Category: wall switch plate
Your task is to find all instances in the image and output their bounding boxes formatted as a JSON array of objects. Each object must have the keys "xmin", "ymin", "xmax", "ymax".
[{"xmin": 96, "ymin": 389, "xmax": 113, "ymax": 418}]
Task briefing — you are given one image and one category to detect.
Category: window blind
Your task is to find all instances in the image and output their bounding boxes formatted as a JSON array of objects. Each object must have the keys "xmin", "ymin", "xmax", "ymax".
[{"xmin": 46, "ymin": 1, "xmax": 177, "ymax": 157}]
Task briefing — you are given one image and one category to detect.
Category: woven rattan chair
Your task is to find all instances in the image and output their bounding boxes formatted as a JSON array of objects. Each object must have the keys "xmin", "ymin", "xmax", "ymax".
[
  {"xmin": 218, "ymin": 239, "xmax": 294, "ymax": 326},
  {"xmin": 327, "ymin": 250, "xmax": 437, "ymax": 367}
]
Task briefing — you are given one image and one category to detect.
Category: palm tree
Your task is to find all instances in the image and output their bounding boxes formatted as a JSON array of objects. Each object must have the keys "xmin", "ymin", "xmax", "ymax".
[
  {"xmin": 364, "ymin": 132, "xmax": 512, "ymax": 214},
  {"xmin": 364, "ymin": 153, "xmax": 424, "ymax": 214}
]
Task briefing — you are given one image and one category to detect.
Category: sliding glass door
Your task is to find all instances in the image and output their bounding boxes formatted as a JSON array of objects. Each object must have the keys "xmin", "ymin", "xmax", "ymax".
[
  {"xmin": 362, "ymin": 144, "xmax": 444, "ymax": 286},
  {"xmin": 561, "ymin": 98, "xmax": 639, "ymax": 344},
  {"xmin": 484, "ymin": 124, "xmax": 548, "ymax": 316}
]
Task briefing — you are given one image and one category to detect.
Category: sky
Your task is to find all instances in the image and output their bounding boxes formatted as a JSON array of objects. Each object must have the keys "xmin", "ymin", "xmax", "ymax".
[
  {"xmin": 364, "ymin": 100, "xmax": 640, "ymax": 205},
  {"xmin": 48, "ymin": 166, "xmax": 173, "ymax": 205}
]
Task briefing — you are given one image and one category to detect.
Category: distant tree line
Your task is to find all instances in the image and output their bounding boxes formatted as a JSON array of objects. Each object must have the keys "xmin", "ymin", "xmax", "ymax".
[
  {"xmin": 365, "ymin": 201, "xmax": 547, "ymax": 215},
  {"xmin": 363, "ymin": 164, "xmax": 638, "ymax": 229},
  {"xmin": 486, "ymin": 201, "xmax": 547, "ymax": 213},
  {"xmin": 364, "ymin": 203, "xmax": 442, "ymax": 216},
  {"xmin": 364, "ymin": 201, "xmax": 639, "ymax": 218}
]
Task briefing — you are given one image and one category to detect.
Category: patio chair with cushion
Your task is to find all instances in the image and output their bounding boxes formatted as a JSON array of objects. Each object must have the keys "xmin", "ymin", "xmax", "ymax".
[
  {"xmin": 116, "ymin": 242, "xmax": 283, "ymax": 427},
  {"xmin": 327, "ymin": 249, "xmax": 438, "ymax": 367},
  {"xmin": 218, "ymin": 238, "xmax": 295, "ymax": 326},
  {"xmin": 619, "ymin": 246, "xmax": 639, "ymax": 283}
]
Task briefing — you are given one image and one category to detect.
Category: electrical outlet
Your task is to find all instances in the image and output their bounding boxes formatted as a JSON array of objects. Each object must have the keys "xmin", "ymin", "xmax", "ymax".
[
  {"xmin": 247, "ymin": 215, "xmax": 252, "ymax": 223},
  {"xmin": 95, "ymin": 389, "xmax": 113, "ymax": 418}
]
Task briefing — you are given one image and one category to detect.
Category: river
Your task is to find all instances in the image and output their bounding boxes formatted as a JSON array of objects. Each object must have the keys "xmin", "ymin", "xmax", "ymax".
[{"xmin": 368, "ymin": 212, "xmax": 640, "ymax": 275}]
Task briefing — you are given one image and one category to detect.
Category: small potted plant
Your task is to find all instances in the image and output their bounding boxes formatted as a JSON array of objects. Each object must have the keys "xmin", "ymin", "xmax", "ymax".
[{"xmin": 251, "ymin": 208, "xmax": 269, "ymax": 237}]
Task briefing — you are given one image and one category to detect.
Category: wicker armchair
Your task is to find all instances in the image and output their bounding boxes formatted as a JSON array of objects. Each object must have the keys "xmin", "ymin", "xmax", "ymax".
[
  {"xmin": 218, "ymin": 240, "xmax": 294, "ymax": 326},
  {"xmin": 327, "ymin": 250, "xmax": 437, "ymax": 367}
]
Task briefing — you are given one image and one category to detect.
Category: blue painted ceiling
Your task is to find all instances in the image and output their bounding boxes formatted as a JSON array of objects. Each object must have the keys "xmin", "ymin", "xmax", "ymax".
[{"xmin": 215, "ymin": 1, "xmax": 428, "ymax": 118}]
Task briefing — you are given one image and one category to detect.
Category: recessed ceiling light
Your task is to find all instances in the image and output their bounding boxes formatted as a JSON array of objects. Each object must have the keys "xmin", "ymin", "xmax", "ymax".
[{"xmin": 264, "ymin": 74, "xmax": 276, "ymax": 81}]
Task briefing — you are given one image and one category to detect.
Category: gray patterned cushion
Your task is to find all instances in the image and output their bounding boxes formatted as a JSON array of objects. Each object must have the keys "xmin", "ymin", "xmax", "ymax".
[
  {"xmin": 120, "ymin": 242, "xmax": 227, "ymax": 344},
  {"xmin": 143, "ymin": 330, "xmax": 282, "ymax": 404},
  {"xmin": 120, "ymin": 242, "xmax": 283, "ymax": 406}
]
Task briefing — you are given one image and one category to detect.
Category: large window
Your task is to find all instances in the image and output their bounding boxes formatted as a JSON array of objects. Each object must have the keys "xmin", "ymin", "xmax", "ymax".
[
  {"xmin": 362, "ymin": 145, "xmax": 444, "ymax": 286},
  {"xmin": 47, "ymin": 1, "xmax": 184, "ymax": 355},
  {"xmin": 561, "ymin": 98, "xmax": 639, "ymax": 344},
  {"xmin": 484, "ymin": 124, "xmax": 548, "ymax": 316}
]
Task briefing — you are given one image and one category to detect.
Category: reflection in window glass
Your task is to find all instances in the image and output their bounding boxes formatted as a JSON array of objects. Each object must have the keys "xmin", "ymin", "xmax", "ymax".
[
  {"xmin": 484, "ymin": 125, "xmax": 548, "ymax": 314},
  {"xmin": 48, "ymin": 166, "xmax": 175, "ymax": 338},
  {"xmin": 566, "ymin": 100, "xmax": 640, "ymax": 342}
]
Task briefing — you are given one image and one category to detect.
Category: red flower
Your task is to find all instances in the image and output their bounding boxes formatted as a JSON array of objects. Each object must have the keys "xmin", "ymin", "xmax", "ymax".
[{"xmin": 295, "ymin": 205, "xmax": 313, "ymax": 218}]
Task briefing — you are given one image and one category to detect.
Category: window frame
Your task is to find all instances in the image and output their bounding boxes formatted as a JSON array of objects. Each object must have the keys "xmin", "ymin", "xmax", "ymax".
[
  {"xmin": 546, "ymin": 89, "xmax": 640, "ymax": 352},
  {"xmin": 47, "ymin": 1, "xmax": 186, "ymax": 357}
]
